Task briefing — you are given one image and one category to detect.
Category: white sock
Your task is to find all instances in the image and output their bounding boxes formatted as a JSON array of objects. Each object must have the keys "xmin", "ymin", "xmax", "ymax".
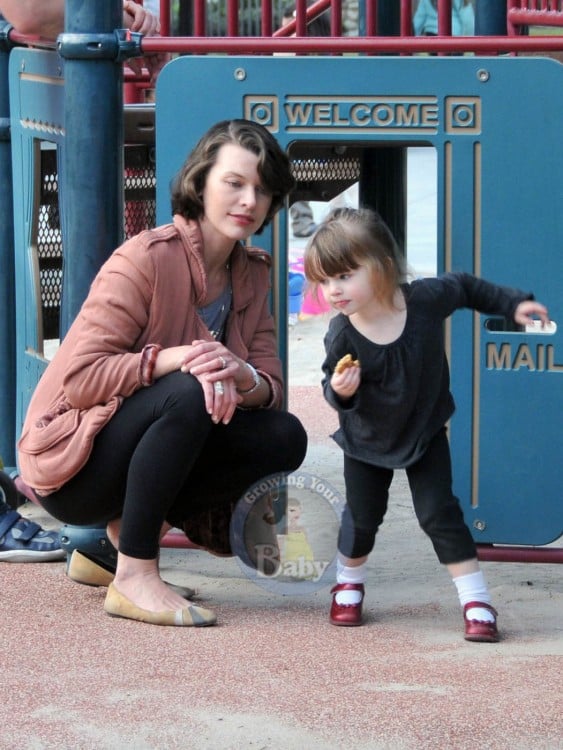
[
  {"xmin": 452, "ymin": 570, "xmax": 495, "ymax": 622},
  {"xmin": 335, "ymin": 560, "xmax": 366, "ymax": 605}
]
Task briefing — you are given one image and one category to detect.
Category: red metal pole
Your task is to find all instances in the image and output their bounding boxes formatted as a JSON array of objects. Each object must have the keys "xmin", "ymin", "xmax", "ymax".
[
  {"xmin": 400, "ymin": 0, "xmax": 413, "ymax": 36},
  {"xmin": 477, "ymin": 545, "xmax": 563, "ymax": 564},
  {"xmin": 141, "ymin": 34, "xmax": 563, "ymax": 54},
  {"xmin": 437, "ymin": 0, "xmax": 452, "ymax": 37},
  {"xmin": 160, "ymin": 534, "xmax": 563, "ymax": 563},
  {"xmin": 330, "ymin": 0, "xmax": 343, "ymax": 37},
  {"xmin": 159, "ymin": 0, "xmax": 170, "ymax": 36},
  {"xmin": 227, "ymin": 0, "xmax": 239, "ymax": 36},
  {"xmin": 508, "ymin": 8, "xmax": 563, "ymax": 26},
  {"xmin": 295, "ymin": 0, "xmax": 308, "ymax": 36},
  {"xmin": 365, "ymin": 0, "xmax": 377, "ymax": 36},
  {"xmin": 193, "ymin": 0, "xmax": 206, "ymax": 36},
  {"xmin": 161, "ymin": 530, "xmax": 201, "ymax": 549},
  {"xmin": 261, "ymin": 0, "xmax": 273, "ymax": 37}
]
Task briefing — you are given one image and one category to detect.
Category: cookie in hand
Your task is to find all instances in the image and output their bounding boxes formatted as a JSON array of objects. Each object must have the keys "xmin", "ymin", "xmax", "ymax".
[{"xmin": 334, "ymin": 353, "xmax": 360, "ymax": 375}]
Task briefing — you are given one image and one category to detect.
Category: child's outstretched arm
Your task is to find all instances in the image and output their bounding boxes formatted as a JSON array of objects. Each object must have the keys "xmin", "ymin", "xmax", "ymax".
[{"xmin": 513, "ymin": 300, "xmax": 550, "ymax": 328}]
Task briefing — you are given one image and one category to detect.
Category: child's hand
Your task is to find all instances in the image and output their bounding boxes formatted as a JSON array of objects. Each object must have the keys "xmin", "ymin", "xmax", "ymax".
[
  {"xmin": 514, "ymin": 300, "xmax": 550, "ymax": 328},
  {"xmin": 331, "ymin": 365, "xmax": 361, "ymax": 399}
]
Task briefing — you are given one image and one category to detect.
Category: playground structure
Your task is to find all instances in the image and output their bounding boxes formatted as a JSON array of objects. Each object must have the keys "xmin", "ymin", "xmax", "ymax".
[{"xmin": 0, "ymin": 1, "xmax": 562, "ymax": 562}]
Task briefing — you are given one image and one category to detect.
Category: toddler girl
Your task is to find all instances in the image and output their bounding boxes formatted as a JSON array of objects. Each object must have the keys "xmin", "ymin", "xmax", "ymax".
[{"xmin": 304, "ymin": 207, "xmax": 549, "ymax": 641}]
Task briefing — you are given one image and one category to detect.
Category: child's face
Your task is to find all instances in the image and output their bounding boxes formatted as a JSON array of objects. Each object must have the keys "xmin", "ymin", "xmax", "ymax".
[
  {"xmin": 288, "ymin": 504, "xmax": 301, "ymax": 522},
  {"xmin": 318, "ymin": 265, "xmax": 376, "ymax": 316}
]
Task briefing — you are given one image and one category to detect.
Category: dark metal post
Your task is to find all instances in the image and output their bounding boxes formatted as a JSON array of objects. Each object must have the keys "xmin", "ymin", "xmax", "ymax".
[
  {"xmin": 359, "ymin": 0, "xmax": 402, "ymax": 37},
  {"xmin": 0, "ymin": 21, "xmax": 16, "ymax": 466},
  {"xmin": 359, "ymin": 148, "xmax": 407, "ymax": 255},
  {"xmin": 474, "ymin": 0, "xmax": 507, "ymax": 35},
  {"xmin": 377, "ymin": 0, "xmax": 401, "ymax": 36},
  {"xmin": 356, "ymin": 4, "xmax": 406, "ymax": 253},
  {"xmin": 58, "ymin": 0, "xmax": 124, "ymax": 336}
]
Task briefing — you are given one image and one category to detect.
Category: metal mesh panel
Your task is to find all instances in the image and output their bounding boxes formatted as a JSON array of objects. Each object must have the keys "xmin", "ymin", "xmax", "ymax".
[
  {"xmin": 124, "ymin": 145, "xmax": 157, "ymax": 239},
  {"xmin": 37, "ymin": 143, "xmax": 157, "ymax": 341},
  {"xmin": 289, "ymin": 143, "xmax": 362, "ymax": 202},
  {"xmin": 38, "ymin": 147, "xmax": 63, "ymax": 340}
]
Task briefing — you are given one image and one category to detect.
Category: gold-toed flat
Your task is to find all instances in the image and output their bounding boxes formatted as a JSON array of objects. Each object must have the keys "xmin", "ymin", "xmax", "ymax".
[
  {"xmin": 67, "ymin": 549, "xmax": 196, "ymax": 599},
  {"xmin": 103, "ymin": 583, "xmax": 217, "ymax": 627}
]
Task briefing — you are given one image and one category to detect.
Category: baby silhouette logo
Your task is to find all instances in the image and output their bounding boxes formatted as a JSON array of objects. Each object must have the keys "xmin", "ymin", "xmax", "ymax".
[{"xmin": 231, "ymin": 471, "xmax": 344, "ymax": 595}]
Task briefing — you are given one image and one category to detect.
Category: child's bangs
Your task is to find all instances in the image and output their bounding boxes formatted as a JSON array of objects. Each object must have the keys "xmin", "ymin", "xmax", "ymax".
[{"xmin": 305, "ymin": 230, "xmax": 361, "ymax": 282}]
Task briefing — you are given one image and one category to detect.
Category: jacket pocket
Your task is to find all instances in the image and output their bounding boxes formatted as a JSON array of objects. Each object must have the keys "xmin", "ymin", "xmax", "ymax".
[
  {"xmin": 19, "ymin": 408, "xmax": 81, "ymax": 454},
  {"xmin": 18, "ymin": 398, "xmax": 121, "ymax": 494}
]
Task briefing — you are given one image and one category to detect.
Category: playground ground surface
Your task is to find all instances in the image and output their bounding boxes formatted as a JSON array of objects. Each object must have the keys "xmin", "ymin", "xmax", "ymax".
[
  {"xmin": 2, "ymin": 148, "xmax": 562, "ymax": 748},
  {"xmin": 2, "ymin": 309, "xmax": 562, "ymax": 750}
]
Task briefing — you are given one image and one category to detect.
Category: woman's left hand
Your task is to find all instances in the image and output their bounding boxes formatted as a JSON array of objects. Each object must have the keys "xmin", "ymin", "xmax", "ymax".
[{"xmin": 180, "ymin": 340, "xmax": 246, "ymax": 425}]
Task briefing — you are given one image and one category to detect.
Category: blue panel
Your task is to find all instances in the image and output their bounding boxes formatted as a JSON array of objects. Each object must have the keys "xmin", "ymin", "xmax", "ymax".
[
  {"xmin": 158, "ymin": 55, "xmax": 563, "ymax": 547},
  {"xmin": 9, "ymin": 48, "xmax": 64, "ymax": 437},
  {"xmin": 156, "ymin": 55, "xmax": 563, "ymax": 546},
  {"xmin": 7, "ymin": 53, "xmax": 559, "ymax": 544}
]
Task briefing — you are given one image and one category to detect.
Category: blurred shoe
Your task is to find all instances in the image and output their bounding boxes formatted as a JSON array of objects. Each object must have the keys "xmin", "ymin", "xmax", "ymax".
[
  {"xmin": 104, "ymin": 583, "xmax": 216, "ymax": 627},
  {"xmin": 293, "ymin": 223, "xmax": 317, "ymax": 238},
  {"xmin": 0, "ymin": 509, "xmax": 65, "ymax": 562},
  {"xmin": 67, "ymin": 549, "xmax": 196, "ymax": 599},
  {"xmin": 290, "ymin": 201, "xmax": 317, "ymax": 238},
  {"xmin": 0, "ymin": 470, "xmax": 26, "ymax": 509}
]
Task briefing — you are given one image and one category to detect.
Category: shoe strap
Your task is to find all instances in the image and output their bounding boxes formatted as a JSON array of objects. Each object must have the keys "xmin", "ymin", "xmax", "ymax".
[
  {"xmin": 331, "ymin": 582, "xmax": 365, "ymax": 594},
  {"xmin": 0, "ymin": 510, "xmax": 43, "ymax": 540},
  {"xmin": 463, "ymin": 601, "xmax": 498, "ymax": 618},
  {"xmin": 0, "ymin": 510, "xmax": 24, "ymax": 537}
]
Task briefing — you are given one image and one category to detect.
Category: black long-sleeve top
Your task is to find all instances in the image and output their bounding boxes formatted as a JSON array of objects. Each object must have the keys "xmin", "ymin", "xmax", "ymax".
[{"xmin": 322, "ymin": 272, "xmax": 532, "ymax": 469}]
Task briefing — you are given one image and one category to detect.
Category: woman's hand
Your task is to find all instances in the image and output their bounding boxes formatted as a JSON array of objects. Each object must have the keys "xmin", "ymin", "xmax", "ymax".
[
  {"xmin": 514, "ymin": 300, "xmax": 550, "ymax": 328},
  {"xmin": 330, "ymin": 365, "xmax": 361, "ymax": 400},
  {"xmin": 180, "ymin": 340, "xmax": 253, "ymax": 425}
]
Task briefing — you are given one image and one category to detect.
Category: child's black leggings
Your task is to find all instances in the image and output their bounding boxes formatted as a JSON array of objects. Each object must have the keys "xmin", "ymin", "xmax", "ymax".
[
  {"xmin": 339, "ymin": 428, "xmax": 477, "ymax": 565},
  {"xmin": 39, "ymin": 371, "xmax": 307, "ymax": 559}
]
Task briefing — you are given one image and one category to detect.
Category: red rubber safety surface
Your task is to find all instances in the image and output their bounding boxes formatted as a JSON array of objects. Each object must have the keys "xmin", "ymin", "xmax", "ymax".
[{"xmin": 2, "ymin": 382, "xmax": 562, "ymax": 749}]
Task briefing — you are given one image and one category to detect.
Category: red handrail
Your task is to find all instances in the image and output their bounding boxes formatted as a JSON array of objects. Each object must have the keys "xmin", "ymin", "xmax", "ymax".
[{"xmin": 141, "ymin": 34, "xmax": 563, "ymax": 55}]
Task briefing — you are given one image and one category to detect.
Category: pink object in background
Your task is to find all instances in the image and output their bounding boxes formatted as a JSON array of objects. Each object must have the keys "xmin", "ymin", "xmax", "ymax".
[
  {"xmin": 289, "ymin": 257, "xmax": 330, "ymax": 315},
  {"xmin": 301, "ymin": 285, "xmax": 331, "ymax": 315}
]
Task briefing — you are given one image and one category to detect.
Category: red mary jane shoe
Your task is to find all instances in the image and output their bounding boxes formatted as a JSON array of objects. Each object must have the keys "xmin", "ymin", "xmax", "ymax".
[
  {"xmin": 463, "ymin": 601, "xmax": 499, "ymax": 643},
  {"xmin": 329, "ymin": 583, "xmax": 365, "ymax": 626}
]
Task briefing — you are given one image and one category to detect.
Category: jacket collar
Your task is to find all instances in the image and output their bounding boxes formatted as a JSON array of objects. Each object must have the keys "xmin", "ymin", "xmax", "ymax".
[{"xmin": 172, "ymin": 214, "xmax": 263, "ymax": 312}]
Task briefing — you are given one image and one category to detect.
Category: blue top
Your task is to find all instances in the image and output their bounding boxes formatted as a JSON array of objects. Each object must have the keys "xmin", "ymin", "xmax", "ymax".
[
  {"xmin": 322, "ymin": 272, "xmax": 532, "ymax": 469},
  {"xmin": 413, "ymin": 0, "xmax": 466, "ymax": 37}
]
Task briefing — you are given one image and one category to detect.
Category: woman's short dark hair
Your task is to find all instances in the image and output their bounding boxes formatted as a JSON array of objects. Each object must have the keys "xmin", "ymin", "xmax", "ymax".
[{"xmin": 170, "ymin": 119, "xmax": 295, "ymax": 233}]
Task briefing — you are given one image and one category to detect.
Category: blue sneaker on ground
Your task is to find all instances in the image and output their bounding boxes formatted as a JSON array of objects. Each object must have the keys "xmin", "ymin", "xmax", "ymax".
[{"xmin": 0, "ymin": 509, "xmax": 65, "ymax": 562}]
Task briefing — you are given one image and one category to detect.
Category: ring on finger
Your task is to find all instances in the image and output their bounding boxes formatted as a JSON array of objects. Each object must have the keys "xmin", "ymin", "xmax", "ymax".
[
  {"xmin": 214, "ymin": 380, "xmax": 224, "ymax": 395},
  {"xmin": 218, "ymin": 355, "xmax": 227, "ymax": 370}
]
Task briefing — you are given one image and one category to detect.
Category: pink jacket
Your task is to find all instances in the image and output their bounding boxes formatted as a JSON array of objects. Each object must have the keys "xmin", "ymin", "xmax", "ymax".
[{"xmin": 18, "ymin": 215, "xmax": 284, "ymax": 494}]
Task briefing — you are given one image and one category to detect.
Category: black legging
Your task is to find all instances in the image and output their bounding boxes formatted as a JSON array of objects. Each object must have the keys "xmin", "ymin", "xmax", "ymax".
[
  {"xmin": 339, "ymin": 428, "xmax": 477, "ymax": 564},
  {"xmin": 39, "ymin": 371, "xmax": 307, "ymax": 559}
]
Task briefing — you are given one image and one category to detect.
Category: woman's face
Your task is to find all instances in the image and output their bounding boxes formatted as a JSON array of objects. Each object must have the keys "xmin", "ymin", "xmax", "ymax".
[{"xmin": 201, "ymin": 143, "xmax": 273, "ymax": 245}]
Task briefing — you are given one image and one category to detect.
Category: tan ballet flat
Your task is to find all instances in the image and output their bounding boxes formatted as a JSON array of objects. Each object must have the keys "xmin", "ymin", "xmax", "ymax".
[
  {"xmin": 103, "ymin": 583, "xmax": 217, "ymax": 627},
  {"xmin": 67, "ymin": 549, "xmax": 196, "ymax": 599}
]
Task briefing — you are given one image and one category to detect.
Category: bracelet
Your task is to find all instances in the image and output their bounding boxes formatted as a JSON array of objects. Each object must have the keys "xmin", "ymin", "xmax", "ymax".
[
  {"xmin": 139, "ymin": 343, "xmax": 162, "ymax": 386},
  {"xmin": 237, "ymin": 363, "xmax": 261, "ymax": 395}
]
